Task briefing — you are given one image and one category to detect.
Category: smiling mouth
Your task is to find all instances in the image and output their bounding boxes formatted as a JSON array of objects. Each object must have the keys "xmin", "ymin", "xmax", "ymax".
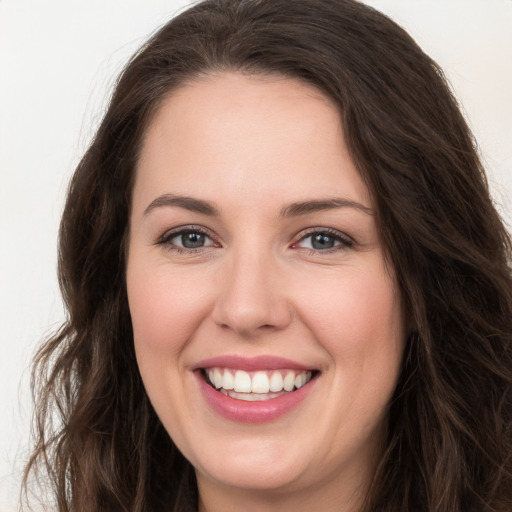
[{"xmin": 202, "ymin": 367, "xmax": 317, "ymax": 402}]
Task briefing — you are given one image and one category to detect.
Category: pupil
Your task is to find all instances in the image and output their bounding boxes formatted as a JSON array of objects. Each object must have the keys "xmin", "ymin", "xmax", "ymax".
[
  {"xmin": 182, "ymin": 231, "xmax": 205, "ymax": 248},
  {"xmin": 312, "ymin": 233, "xmax": 335, "ymax": 249}
]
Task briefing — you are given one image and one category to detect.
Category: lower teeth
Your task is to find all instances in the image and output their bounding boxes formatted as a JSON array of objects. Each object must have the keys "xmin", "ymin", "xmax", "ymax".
[{"xmin": 219, "ymin": 389, "xmax": 291, "ymax": 401}]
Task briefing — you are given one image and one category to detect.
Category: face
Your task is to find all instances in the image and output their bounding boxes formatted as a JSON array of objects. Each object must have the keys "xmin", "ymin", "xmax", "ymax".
[{"xmin": 127, "ymin": 73, "xmax": 405, "ymax": 509}]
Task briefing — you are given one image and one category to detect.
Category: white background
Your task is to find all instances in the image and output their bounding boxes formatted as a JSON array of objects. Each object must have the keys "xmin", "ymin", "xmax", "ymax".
[{"xmin": 1, "ymin": 1, "xmax": 511, "ymax": 510}]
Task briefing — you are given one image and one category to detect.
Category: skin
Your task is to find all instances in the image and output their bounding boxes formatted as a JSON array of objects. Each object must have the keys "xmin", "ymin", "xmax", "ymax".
[{"xmin": 126, "ymin": 72, "xmax": 405, "ymax": 512}]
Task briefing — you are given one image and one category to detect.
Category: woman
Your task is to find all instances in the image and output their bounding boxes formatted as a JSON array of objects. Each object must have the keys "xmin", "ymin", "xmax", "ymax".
[{"xmin": 23, "ymin": 0, "xmax": 512, "ymax": 510}]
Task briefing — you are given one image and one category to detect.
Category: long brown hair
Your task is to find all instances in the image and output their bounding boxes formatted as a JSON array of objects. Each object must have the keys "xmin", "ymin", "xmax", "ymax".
[{"xmin": 23, "ymin": 1, "xmax": 512, "ymax": 510}]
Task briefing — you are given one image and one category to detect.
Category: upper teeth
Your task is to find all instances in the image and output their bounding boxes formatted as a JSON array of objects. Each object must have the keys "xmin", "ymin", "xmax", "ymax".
[{"xmin": 206, "ymin": 368, "xmax": 312, "ymax": 393}]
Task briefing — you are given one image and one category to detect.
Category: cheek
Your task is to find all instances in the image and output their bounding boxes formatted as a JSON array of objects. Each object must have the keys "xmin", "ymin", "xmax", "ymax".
[
  {"xmin": 297, "ymin": 261, "xmax": 404, "ymax": 370},
  {"xmin": 299, "ymin": 263, "xmax": 404, "ymax": 443},
  {"xmin": 127, "ymin": 261, "xmax": 214, "ymax": 356},
  {"xmin": 126, "ymin": 260, "xmax": 214, "ymax": 444}
]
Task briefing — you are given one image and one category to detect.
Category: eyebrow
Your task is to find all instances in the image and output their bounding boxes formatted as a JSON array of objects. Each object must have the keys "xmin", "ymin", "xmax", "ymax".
[
  {"xmin": 144, "ymin": 194, "xmax": 220, "ymax": 216},
  {"xmin": 280, "ymin": 198, "xmax": 373, "ymax": 217},
  {"xmin": 143, "ymin": 194, "xmax": 373, "ymax": 218}
]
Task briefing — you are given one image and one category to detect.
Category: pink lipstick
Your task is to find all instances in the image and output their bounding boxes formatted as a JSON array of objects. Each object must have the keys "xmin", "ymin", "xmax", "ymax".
[{"xmin": 194, "ymin": 355, "xmax": 318, "ymax": 423}]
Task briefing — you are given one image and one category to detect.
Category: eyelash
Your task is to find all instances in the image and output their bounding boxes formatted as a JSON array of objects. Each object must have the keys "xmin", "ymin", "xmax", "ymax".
[
  {"xmin": 156, "ymin": 226, "xmax": 354, "ymax": 254},
  {"xmin": 156, "ymin": 225, "xmax": 218, "ymax": 254},
  {"xmin": 293, "ymin": 227, "xmax": 354, "ymax": 253}
]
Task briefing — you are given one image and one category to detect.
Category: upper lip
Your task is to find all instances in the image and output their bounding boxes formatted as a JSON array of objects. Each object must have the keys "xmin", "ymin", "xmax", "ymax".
[{"xmin": 193, "ymin": 355, "xmax": 315, "ymax": 372}]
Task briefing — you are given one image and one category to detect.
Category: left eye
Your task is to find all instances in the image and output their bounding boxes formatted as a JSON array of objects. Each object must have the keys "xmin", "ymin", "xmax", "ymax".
[
  {"xmin": 170, "ymin": 230, "xmax": 215, "ymax": 249},
  {"xmin": 295, "ymin": 231, "xmax": 351, "ymax": 250}
]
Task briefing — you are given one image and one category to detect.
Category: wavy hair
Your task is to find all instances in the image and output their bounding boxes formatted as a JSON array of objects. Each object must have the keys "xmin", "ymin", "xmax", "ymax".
[{"xmin": 23, "ymin": 0, "xmax": 512, "ymax": 510}]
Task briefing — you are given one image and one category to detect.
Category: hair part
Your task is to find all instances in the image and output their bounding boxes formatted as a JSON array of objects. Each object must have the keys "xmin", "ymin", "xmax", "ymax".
[{"xmin": 24, "ymin": 1, "xmax": 512, "ymax": 510}]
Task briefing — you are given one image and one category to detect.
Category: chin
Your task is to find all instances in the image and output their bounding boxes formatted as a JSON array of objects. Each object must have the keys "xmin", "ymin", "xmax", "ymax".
[{"xmin": 194, "ymin": 446, "xmax": 309, "ymax": 492}]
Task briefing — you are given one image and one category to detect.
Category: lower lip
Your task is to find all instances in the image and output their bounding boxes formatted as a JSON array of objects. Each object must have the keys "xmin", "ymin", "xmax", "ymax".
[{"xmin": 196, "ymin": 372, "xmax": 316, "ymax": 423}]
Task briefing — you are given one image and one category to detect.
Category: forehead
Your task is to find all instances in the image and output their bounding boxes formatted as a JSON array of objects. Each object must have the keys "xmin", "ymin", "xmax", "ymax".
[{"xmin": 133, "ymin": 72, "xmax": 371, "ymax": 214}]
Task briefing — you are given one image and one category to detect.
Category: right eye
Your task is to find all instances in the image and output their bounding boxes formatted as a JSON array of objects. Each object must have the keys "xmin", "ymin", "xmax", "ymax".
[
  {"xmin": 172, "ymin": 230, "xmax": 213, "ymax": 249},
  {"xmin": 158, "ymin": 227, "xmax": 218, "ymax": 253}
]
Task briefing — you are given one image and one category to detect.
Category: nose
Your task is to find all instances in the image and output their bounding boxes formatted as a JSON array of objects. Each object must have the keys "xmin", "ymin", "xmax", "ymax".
[{"xmin": 212, "ymin": 249, "xmax": 292, "ymax": 336}]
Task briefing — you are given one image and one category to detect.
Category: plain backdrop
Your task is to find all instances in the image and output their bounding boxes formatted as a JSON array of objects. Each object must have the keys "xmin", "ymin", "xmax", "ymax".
[{"xmin": 1, "ymin": 1, "xmax": 511, "ymax": 510}]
